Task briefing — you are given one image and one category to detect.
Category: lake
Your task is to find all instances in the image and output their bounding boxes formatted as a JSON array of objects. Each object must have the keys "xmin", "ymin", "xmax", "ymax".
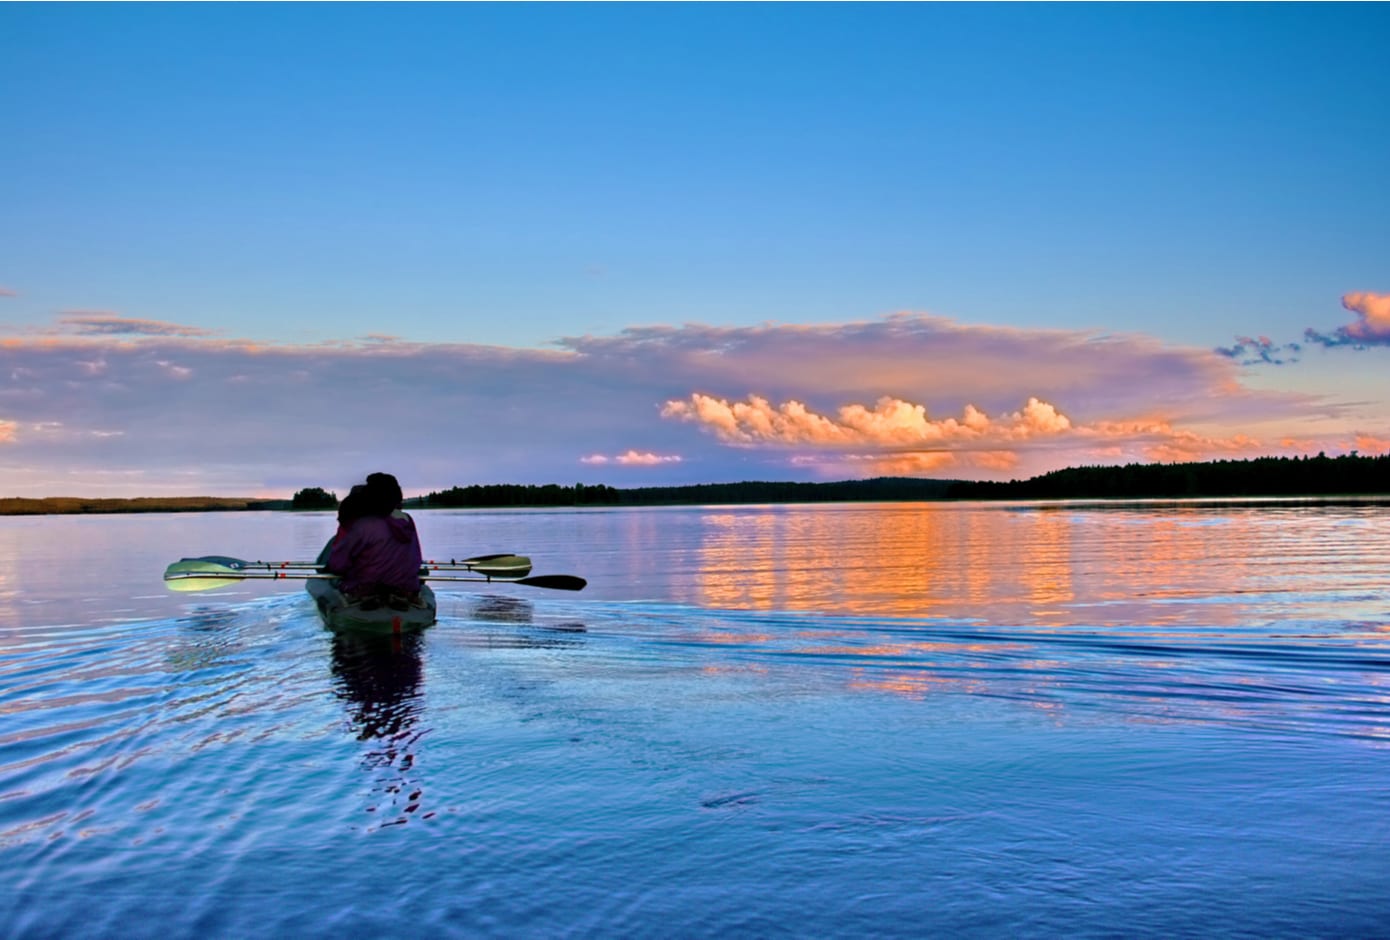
[{"xmin": 2, "ymin": 501, "xmax": 1389, "ymax": 937}]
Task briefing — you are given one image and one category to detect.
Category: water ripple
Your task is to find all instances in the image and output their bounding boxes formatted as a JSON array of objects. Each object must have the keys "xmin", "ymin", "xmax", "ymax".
[{"xmin": 3, "ymin": 505, "xmax": 1390, "ymax": 936}]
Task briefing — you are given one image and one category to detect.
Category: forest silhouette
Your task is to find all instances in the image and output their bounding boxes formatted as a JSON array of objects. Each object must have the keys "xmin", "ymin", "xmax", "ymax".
[
  {"xmin": 4, "ymin": 452, "xmax": 1386, "ymax": 515},
  {"xmin": 419, "ymin": 452, "xmax": 1390, "ymax": 508}
]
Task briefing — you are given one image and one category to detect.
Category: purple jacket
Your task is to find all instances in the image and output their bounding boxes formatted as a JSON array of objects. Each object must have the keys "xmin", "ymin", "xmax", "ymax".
[{"xmin": 326, "ymin": 512, "xmax": 423, "ymax": 595}]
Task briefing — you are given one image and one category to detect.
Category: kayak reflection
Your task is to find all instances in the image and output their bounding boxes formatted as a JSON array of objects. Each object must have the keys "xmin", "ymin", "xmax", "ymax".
[
  {"xmin": 470, "ymin": 594, "xmax": 535, "ymax": 623},
  {"xmin": 329, "ymin": 632, "xmax": 430, "ymax": 827},
  {"xmin": 330, "ymin": 632, "xmax": 425, "ymax": 745}
]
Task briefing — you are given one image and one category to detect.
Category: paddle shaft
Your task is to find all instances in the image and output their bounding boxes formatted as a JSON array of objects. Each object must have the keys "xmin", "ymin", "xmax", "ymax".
[
  {"xmin": 164, "ymin": 570, "xmax": 586, "ymax": 591},
  {"xmin": 183, "ymin": 553, "xmax": 530, "ymax": 573}
]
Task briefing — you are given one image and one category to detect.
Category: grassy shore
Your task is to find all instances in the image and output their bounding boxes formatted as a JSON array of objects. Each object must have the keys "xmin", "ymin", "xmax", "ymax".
[{"xmin": 0, "ymin": 497, "xmax": 293, "ymax": 516}]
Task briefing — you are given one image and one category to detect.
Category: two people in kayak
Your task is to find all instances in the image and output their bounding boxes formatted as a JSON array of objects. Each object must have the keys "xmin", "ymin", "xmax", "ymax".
[{"xmin": 320, "ymin": 472, "xmax": 425, "ymax": 608}]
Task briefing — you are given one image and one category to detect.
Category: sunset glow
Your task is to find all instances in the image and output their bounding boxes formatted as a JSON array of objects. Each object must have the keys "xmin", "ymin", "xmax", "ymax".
[{"xmin": 1, "ymin": 4, "xmax": 1386, "ymax": 496}]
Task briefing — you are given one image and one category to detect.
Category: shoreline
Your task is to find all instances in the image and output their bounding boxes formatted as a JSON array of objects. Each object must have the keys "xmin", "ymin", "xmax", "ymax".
[
  {"xmin": 0, "ymin": 497, "xmax": 293, "ymax": 516},
  {"xmin": 4, "ymin": 491, "xmax": 1390, "ymax": 517},
  {"xmin": 8, "ymin": 454, "xmax": 1387, "ymax": 516}
]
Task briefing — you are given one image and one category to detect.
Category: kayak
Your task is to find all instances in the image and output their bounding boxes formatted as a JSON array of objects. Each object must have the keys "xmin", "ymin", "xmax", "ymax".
[{"xmin": 305, "ymin": 578, "xmax": 437, "ymax": 634}]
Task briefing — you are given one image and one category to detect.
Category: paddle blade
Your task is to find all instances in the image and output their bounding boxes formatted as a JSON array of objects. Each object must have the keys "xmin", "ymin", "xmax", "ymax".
[
  {"xmin": 164, "ymin": 558, "xmax": 253, "ymax": 592},
  {"xmin": 459, "ymin": 554, "xmax": 532, "ymax": 579},
  {"xmin": 165, "ymin": 575, "xmax": 244, "ymax": 592},
  {"xmin": 419, "ymin": 554, "xmax": 532, "ymax": 577},
  {"xmin": 515, "ymin": 574, "xmax": 587, "ymax": 591},
  {"xmin": 174, "ymin": 555, "xmax": 257, "ymax": 570},
  {"xmin": 165, "ymin": 558, "xmax": 240, "ymax": 578}
]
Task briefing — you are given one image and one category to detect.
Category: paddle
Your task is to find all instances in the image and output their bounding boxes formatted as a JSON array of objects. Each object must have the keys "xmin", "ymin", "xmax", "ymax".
[
  {"xmin": 219, "ymin": 552, "xmax": 530, "ymax": 571},
  {"xmin": 171, "ymin": 553, "xmax": 533, "ymax": 578},
  {"xmin": 163, "ymin": 557, "xmax": 585, "ymax": 592}
]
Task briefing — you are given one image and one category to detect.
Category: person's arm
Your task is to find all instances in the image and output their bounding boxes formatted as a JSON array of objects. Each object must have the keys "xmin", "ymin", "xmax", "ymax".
[{"xmin": 325, "ymin": 524, "xmax": 358, "ymax": 574}]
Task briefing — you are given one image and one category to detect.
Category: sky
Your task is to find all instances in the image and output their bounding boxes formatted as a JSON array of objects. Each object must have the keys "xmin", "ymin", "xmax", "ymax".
[{"xmin": 1, "ymin": 3, "xmax": 1388, "ymax": 498}]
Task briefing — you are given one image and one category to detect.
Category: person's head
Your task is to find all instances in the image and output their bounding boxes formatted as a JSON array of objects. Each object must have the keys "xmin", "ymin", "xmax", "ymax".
[
  {"xmin": 364, "ymin": 472, "xmax": 404, "ymax": 514},
  {"xmin": 338, "ymin": 484, "xmax": 370, "ymax": 527}
]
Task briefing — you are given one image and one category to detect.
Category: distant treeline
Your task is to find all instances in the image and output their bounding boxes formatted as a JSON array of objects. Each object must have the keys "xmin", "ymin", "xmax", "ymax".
[
  {"xmin": 7, "ymin": 453, "xmax": 1386, "ymax": 516},
  {"xmin": 946, "ymin": 452, "xmax": 1390, "ymax": 500},
  {"xmin": 417, "ymin": 454, "xmax": 1390, "ymax": 509},
  {"xmin": 417, "ymin": 477, "xmax": 961, "ymax": 508},
  {"xmin": 0, "ymin": 496, "xmax": 291, "ymax": 516}
]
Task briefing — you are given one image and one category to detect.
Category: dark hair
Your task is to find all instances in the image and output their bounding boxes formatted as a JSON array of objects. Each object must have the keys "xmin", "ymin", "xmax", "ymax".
[
  {"xmin": 364, "ymin": 472, "xmax": 404, "ymax": 514},
  {"xmin": 338, "ymin": 484, "xmax": 370, "ymax": 527}
]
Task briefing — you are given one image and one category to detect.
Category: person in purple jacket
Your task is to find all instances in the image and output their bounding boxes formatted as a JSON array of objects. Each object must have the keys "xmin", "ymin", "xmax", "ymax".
[{"xmin": 323, "ymin": 472, "xmax": 424, "ymax": 603}]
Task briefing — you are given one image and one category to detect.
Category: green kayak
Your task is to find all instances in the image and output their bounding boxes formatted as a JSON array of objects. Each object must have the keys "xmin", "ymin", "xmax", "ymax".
[{"xmin": 305, "ymin": 579, "xmax": 437, "ymax": 634}]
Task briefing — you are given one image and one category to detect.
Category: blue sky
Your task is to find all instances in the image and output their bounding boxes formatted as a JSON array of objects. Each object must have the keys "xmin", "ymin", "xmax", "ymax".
[{"xmin": 2, "ymin": 3, "xmax": 1388, "ymax": 497}]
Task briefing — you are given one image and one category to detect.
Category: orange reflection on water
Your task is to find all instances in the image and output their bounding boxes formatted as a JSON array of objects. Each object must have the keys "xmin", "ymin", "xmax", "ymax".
[
  {"xmin": 678, "ymin": 501, "xmax": 1390, "ymax": 722},
  {"xmin": 846, "ymin": 669, "xmax": 989, "ymax": 699},
  {"xmin": 688, "ymin": 501, "xmax": 1390, "ymax": 631},
  {"xmin": 692, "ymin": 502, "xmax": 1091, "ymax": 621},
  {"xmin": 1016, "ymin": 508, "xmax": 1074, "ymax": 616}
]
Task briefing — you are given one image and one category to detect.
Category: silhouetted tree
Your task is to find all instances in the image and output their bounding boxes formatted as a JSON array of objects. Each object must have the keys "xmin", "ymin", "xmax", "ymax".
[{"xmin": 292, "ymin": 487, "xmax": 339, "ymax": 509}]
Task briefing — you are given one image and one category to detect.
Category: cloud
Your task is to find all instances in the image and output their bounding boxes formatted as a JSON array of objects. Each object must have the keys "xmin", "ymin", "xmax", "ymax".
[
  {"xmin": 55, "ymin": 313, "xmax": 217, "ymax": 338},
  {"xmin": 1304, "ymin": 291, "xmax": 1390, "ymax": 348},
  {"xmin": 582, "ymin": 450, "xmax": 683, "ymax": 466},
  {"xmin": 1354, "ymin": 433, "xmax": 1390, "ymax": 454},
  {"xmin": 0, "ymin": 310, "xmax": 1374, "ymax": 495},
  {"xmin": 0, "ymin": 288, "xmax": 16, "ymax": 298},
  {"xmin": 1343, "ymin": 292, "xmax": 1390, "ymax": 336},
  {"xmin": 558, "ymin": 314, "xmax": 1259, "ymax": 428},
  {"xmin": 661, "ymin": 393, "xmax": 1282, "ymax": 477},
  {"xmin": 1215, "ymin": 335, "xmax": 1300, "ymax": 366},
  {"xmin": 154, "ymin": 360, "xmax": 194, "ymax": 380},
  {"xmin": 661, "ymin": 394, "xmax": 1074, "ymax": 448},
  {"xmin": 616, "ymin": 450, "xmax": 681, "ymax": 466},
  {"xmin": 794, "ymin": 450, "xmax": 999, "ymax": 476}
]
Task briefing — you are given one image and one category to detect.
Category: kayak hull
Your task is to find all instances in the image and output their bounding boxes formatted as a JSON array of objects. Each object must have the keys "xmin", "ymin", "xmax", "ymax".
[{"xmin": 305, "ymin": 579, "xmax": 437, "ymax": 634}]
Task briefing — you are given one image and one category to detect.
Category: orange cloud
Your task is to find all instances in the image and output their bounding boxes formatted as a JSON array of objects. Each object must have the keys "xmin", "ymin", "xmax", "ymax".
[
  {"xmin": 790, "ymin": 448, "xmax": 1025, "ymax": 479},
  {"xmin": 664, "ymin": 392, "xmax": 1309, "ymax": 476},
  {"xmin": 1305, "ymin": 291, "xmax": 1390, "ymax": 348},
  {"xmin": 1354, "ymin": 434, "xmax": 1390, "ymax": 454},
  {"xmin": 1342, "ymin": 292, "xmax": 1390, "ymax": 338},
  {"xmin": 0, "ymin": 420, "xmax": 16, "ymax": 443},
  {"xmin": 662, "ymin": 393, "xmax": 1075, "ymax": 449}
]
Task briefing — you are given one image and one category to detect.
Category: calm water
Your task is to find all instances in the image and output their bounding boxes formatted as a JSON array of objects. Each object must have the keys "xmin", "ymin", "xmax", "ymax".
[{"xmin": 2, "ymin": 501, "xmax": 1389, "ymax": 937}]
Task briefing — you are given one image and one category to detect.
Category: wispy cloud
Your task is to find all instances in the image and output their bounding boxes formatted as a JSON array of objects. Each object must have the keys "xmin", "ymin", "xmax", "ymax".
[
  {"xmin": 581, "ymin": 450, "xmax": 683, "ymax": 466},
  {"xmin": 55, "ymin": 313, "xmax": 217, "ymax": 338},
  {"xmin": 0, "ymin": 288, "xmax": 17, "ymax": 298},
  {"xmin": 558, "ymin": 314, "xmax": 1245, "ymax": 423},
  {"xmin": 1215, "ymin": 335, "xmax": 1300, "ymax": 365},
  {"xmin": 1304, "ymin": 291, "xmax": 1390, "ymax": 348}
]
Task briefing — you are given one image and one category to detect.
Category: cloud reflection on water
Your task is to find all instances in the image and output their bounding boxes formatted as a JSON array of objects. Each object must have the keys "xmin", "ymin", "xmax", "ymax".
[
  {"xmin": 672, "ymin": 502, "xmax": 1390, "ymax": 735},
  {"xmin": 688, "ymin": 501, "xmax": 1390, "ymax": 630}
]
